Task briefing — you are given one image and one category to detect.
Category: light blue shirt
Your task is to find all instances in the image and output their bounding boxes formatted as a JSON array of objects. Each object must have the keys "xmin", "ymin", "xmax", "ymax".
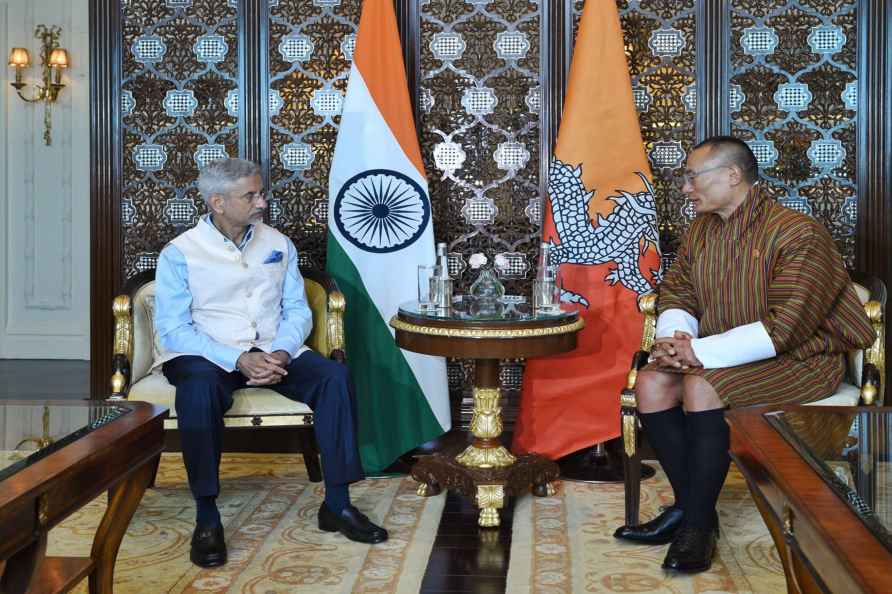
[{"xmin": 154, "ymin": 216, "xmax": 313, "ymax": 371}]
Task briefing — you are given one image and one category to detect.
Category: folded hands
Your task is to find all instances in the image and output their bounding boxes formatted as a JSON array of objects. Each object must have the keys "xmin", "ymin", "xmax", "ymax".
[
  {"xmin": 236, "ymin": 350, "xmax": 290, "ymax": 385},
  {"xmin": 650, "ymin": 331, "xmax": 703, "ymax": 370}
]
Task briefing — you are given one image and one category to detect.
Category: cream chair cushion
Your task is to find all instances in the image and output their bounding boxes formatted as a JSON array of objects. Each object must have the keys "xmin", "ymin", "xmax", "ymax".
[
  {"xmin": 806, "ymin": 381, "xmax": 861, "ymax": 407},
  {"xmin": 130, "ymin": 374, "xmax": 312, "ymax": 429}
]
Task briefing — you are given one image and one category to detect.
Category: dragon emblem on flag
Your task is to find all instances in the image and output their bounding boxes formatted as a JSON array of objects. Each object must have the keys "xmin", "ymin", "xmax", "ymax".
[{"xmin": 547, "ymin": 158, "xmax": 662, "ymax": 307}]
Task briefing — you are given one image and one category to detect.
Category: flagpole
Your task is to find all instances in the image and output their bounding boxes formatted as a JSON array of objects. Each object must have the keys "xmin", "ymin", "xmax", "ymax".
[{"xmin": 557, "ymin": 440, "xmax": 655, "ymax": 484}]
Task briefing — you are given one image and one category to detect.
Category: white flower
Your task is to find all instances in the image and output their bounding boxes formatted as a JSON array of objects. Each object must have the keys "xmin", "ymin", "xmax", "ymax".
[
  {"xmin": 469, "ymin": 253, "xmax": 488, "ymax": 269},
  {"xmin": 494, "ymin": 254, "xmax": 509, "ymax": 270}
]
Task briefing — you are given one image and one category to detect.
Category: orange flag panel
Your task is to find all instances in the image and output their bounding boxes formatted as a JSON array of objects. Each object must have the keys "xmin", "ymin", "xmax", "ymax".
[
  {"xmin": 513, "ymin": 0, "xmax": 662, "ymax": 459},
  {"xmin": 353, "ymin": 0, "xmax": 425, "ymax": 177}
]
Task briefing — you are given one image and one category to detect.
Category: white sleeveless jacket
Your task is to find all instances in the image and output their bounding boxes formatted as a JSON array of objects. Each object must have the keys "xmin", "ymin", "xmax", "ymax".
[{"xmin": 154, "ymin": 219, "xmax": 309, "ymax": 369}]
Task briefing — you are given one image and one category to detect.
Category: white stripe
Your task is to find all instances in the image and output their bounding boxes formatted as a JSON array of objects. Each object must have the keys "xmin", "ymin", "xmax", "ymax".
[
  {"xmin": 690, "ymin": 321, "xmax": 777, "ymax": 369},
  {"xmin": 329, "ymin": 64, "xmax": 450, "ymax": 430},
  {"xmin": 655, "ymin": 308, "xmax": 699, "ymax": 338}
]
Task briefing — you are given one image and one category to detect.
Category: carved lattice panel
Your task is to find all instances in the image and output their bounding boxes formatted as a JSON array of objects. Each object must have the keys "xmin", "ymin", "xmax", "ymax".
[
  {"xmin": 619, "ymin": 0, "xmax": 696, "ymax": 266},
  {"xmin": 419, "ymin": 0, "xmax": 541, "ymax": 427},
  {"xmin": 268, "ymin": 0, "xmax": 361, "ymax": 271},
  {"xmin": 419, "ymin": 0, "xmax": 541, "ymax": 297},
  {"xmin": 121, "ymin": 0, "xmax": 240, "ymax": 279},
  {"xmin": 731, "ymin": 0, "xmax": 857, "ymax": 265}
]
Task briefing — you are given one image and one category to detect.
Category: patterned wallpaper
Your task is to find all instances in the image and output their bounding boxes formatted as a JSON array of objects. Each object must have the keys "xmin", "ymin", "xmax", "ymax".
[
  {"xmin": 418, "ymin": 0, "xmax": 541, "ymax": 295},
  {"xmin": 268, "ymin": 0, "xmax": 361, "ymax": 271},
  {"xmin": 418, "ymin": 0, "xmax": 541, "ymax": 399},
  {"xmin": 121, "ymin": 0, "xmax": 240, "ymax": 279},
  {"xmin": 730, "ymin": 0, "xmax": 857, "ymax": 266},
  {"xmin": 119, "ymin": 0, "xmax": 860, "ymax": 275}
]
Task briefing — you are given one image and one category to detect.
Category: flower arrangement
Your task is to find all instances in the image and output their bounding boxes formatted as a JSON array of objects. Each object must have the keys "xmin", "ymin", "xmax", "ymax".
[
  {"xmin": 469, "ymin": 252, "xmax": 510, "ymax": 271},
  {"xmin": 469, "ymin": 253, "xmax": 487, "ymax": 269}
]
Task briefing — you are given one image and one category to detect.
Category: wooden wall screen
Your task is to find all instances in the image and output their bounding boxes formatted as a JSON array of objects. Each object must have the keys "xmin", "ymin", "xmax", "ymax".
[{"xmin": 91, "ymin": 0, "xmax": 892, "ymax": 411}]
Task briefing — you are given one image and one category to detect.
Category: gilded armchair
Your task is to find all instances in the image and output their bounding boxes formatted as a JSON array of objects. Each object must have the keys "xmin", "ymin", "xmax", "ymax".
[
  {"xmin": 620, "ymin": 275, "xmax": 886, "ymax": 526},
  {"xmin": 109, "ymin": 269, "xmax": 348, "ymax": 483}
]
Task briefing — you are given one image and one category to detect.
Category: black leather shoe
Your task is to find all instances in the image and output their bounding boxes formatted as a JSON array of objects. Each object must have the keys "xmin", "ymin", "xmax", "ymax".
[
  {"xmin": 190, "ymin": 524, "xmax": 227, "ymax": 568},
  {"xmin": 613, "ymin": 506, "xmax": 684, "ymax": 544},
  {"xmin": 318, "ymin": 503, "xmax": 388, "ymax": 544},
  {"xmin": 662, "ymin": 526, "xmax": 717, "ymax": 573}
]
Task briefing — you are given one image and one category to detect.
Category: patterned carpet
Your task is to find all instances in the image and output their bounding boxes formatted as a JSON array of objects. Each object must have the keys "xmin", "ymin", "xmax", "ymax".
[
  {"xmin": 44, "ymin": 454, "xmax": 785, "ymax": 593},
  {"xmin": 46, "ymin": 453, "xmax": 445, "ymax": 594},
  {"xmin": 507, "ymin": 464, "xmax": 786, "ymax": 594}
]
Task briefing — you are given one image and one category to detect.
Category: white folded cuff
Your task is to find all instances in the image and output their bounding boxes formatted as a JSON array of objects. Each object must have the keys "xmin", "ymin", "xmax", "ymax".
[
  {"xmin": 655, "ymin": 308, "xmax": 699, "ymax": 339},
  {"xmin": 690, "ymin": 322, "xmax": 777, "ymax": 369}
]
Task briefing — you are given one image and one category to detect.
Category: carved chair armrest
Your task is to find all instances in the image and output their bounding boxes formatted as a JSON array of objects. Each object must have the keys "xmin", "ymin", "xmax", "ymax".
[
  {"xmin": 620, "ymin": 293, "xmax": 659, "ymax": 458},
  {"xmin": 861, "ymin": 363, "xmax": 882, "ymax": 406},
  {"xmin": 326, "ymin": 289, "xmax": 347, "ymax": 363},
  {"xmin": 637, "ymin": 293, "xmax": 658, "ymax": 354},
  {"xmin": 302, "ymin": 270, "xmax": 347, "ymax": 363},
  {"xmin": 110, "ymin": 294, "xmax": 133, "ymax": 399},
  {"xmin": 860, "ymin": 299, "xmax": 885, "ymax": 405},
  {"xmin": 621, "ymin": 351, "xmax": 652, "ymax": 458}
]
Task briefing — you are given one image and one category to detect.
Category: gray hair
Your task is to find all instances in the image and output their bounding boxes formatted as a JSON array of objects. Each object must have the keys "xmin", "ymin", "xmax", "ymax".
[{"xmin": 197, "ymin": 158, "xmax": 261, "ymax": 205}]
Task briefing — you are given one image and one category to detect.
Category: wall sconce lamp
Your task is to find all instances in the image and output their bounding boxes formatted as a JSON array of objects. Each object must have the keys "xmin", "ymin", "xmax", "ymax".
[{"xmin": 7, "ymin": 25, "xmax": 69, "ymax": 146}]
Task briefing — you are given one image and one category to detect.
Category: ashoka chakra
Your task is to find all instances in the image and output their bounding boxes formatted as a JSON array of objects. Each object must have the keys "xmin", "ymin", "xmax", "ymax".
[{"xmin": 333, "ymin": 169, "xmax": 430, "ymax": 253}]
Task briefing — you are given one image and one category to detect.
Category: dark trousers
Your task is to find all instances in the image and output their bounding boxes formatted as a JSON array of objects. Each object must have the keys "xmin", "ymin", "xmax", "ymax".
[{"xmin": 163, "ymin": 350, "xmax": 365, "ymax": 499}]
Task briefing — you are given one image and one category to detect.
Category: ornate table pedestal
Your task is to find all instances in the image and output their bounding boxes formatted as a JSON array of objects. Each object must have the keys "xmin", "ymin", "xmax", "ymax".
[{"xmin": 391, "ymin": 304, "xmax": 583, "ymax": 527}]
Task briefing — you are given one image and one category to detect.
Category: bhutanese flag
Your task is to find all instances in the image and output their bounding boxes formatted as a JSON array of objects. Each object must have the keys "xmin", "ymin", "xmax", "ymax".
[
  {"xmin": 513, "ymin": 0, "xmax": 661, "ymax": 459},
  {"xmin": 326, "ymin": 0, "xmax": 450, "ymax": 472}
]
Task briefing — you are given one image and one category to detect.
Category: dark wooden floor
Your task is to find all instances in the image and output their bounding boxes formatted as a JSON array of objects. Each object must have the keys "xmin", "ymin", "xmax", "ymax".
[{"xmin": 420, "ymin": 492, "xmax": 515, "ymax": 594}]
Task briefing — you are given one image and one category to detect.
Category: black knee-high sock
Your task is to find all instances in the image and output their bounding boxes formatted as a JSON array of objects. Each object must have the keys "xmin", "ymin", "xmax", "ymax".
[
  {"xmin": 684, "ymin": 408, "xmax": 730, "ymax": 531},
  {"xmin": 640, "ymin": 407, "xmax": 688, "ymax": 511}
]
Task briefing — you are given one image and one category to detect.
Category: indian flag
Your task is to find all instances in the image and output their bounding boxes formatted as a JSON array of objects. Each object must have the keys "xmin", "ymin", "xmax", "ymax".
[{"xmin": 326, "ymin": 0, "xmax": 450, "ymax": 472}]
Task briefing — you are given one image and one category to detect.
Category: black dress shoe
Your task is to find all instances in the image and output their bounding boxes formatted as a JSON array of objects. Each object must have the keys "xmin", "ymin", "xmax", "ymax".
[
  {"xmin": 613, "ymin": 506, "xmax": 684, "ymax": 544},
  {"xmin": 190, "ymin": 524, "xmax": 227, "ymax": 568},
  {"xmin": 662, "ymin": 526, "xmax": 717, "ymax": 573},
  {"xmin": 318, "ymin": 503, "xmax": 389, "ymax": 544}
]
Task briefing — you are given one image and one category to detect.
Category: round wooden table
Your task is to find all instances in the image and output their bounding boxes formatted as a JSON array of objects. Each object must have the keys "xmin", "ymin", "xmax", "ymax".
[{"xmin": 390, "ymin": 299, "xmax": 584, "ymax": 527}]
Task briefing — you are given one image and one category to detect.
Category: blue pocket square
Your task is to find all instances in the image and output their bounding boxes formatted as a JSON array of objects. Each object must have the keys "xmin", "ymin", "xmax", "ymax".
[{"xmin": 263, "ymin": 250, "xmax": 283, "ymax": 264}]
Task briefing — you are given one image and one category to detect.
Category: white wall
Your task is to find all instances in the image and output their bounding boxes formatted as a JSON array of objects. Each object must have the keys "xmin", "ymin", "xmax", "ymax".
[{"xmin": 0, "ymin": 0, "xmax": 90, "ymax": 359}]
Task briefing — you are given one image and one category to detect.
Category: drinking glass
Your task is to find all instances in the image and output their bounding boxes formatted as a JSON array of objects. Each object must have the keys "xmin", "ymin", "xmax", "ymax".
[
  {"xmin": 429, "ymin": 266, "xmax": 453, "ymax": 311},
  {"xmin": 418, "ymin": 265, "xmax": 436, "ymax": 310},
  {"xmin": 532, "ymin": 279, "xmax": 561, "ymax": 314}
]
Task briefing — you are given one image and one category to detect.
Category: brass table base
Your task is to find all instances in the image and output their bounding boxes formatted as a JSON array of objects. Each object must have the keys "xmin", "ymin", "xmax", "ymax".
[
  {"xmin": 392, "ymin": 310, "xmax": 581, "ymax": 529},
  {"xmin": 411, "ymin": 446, "xmax": 560, "ymax": 527}
]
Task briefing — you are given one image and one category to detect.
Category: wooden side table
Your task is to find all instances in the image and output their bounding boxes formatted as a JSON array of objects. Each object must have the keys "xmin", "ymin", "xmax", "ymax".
[
  {"xmin": 729, "ymin": 405, "xmax": 892, "ymax": 593},
  {"xmin": 0, "ymin": 400, "xmax": 166, "ymax": 594},
  {"xmin": 391, "ymin": 301, "xmax": 584, "ymax": 527}
]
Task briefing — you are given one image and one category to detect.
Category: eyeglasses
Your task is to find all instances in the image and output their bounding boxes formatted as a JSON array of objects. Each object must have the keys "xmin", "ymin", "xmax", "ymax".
[
  {"xmin": 681, "ymin": 165, "xmax": 731, "ymax": 184},
  {"xmin": 236, "ymin": 190, "xmax": 267, "ymax": 202}
]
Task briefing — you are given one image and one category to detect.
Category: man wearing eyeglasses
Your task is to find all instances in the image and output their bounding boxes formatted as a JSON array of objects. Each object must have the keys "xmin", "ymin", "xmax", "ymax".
[
  {"xmin": 153, "ymin": 158, "xmax": 388, "ymax": 568},
  {"xmin": 612, "ymin": 136, "xmax": 874, "ymax": 573}
]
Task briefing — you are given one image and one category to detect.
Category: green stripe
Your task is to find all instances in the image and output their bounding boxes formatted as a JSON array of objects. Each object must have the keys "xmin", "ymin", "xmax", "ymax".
[{"xmin": 326, "ymin": 232, "xmax": 445, "ymax": 472}]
